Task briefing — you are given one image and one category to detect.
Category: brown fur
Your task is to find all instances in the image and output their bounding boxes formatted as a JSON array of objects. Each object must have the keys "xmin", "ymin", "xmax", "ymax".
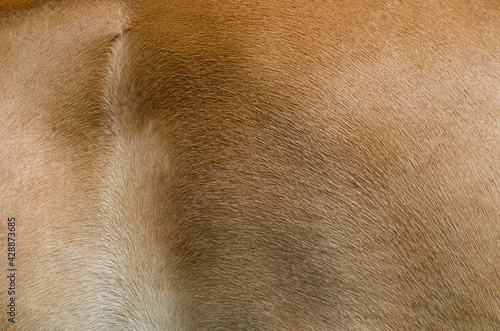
[{"xmin": 1, "ymin": 0, "xmax": 499, "ymax": 329}]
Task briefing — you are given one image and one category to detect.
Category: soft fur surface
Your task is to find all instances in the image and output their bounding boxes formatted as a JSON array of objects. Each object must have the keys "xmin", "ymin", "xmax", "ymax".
[{"xmin": 0, "ymin": 0, "xmax": 499, "ymax": 329}]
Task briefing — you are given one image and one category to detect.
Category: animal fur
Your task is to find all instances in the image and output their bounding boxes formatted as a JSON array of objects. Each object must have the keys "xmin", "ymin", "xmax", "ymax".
[{"xmin": 1, "ymin": 0, "xmax": 499, "ymax": 329}]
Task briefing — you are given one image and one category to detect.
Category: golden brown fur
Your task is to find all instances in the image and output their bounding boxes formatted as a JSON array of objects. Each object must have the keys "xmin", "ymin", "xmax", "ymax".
[{"xmin": 1, "ymin": 0, "xmax": 499, "ymax": 329}]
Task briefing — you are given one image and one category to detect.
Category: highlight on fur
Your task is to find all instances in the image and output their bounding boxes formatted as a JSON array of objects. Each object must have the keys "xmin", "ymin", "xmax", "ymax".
[{"xmin": 1, "ymin": 0, "xmax": 499, "ymax": 329}]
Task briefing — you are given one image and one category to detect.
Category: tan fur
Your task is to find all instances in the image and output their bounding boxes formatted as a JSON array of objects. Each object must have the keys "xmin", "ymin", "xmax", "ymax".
[{"xmin": 1, "ymin": 0, "xmax": 499, "ymax": 329}]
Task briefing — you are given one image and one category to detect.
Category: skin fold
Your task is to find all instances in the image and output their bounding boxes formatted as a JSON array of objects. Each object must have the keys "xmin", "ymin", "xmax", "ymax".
[{"xmin": 0, "ymin": 0, "xmax": 499, "ymax": 329}]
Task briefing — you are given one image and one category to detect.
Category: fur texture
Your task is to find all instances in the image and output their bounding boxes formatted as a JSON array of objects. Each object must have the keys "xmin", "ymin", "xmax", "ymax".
[{"xmin": 1, "ymin": 0, "xmax": 499, "ymax": 329}]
